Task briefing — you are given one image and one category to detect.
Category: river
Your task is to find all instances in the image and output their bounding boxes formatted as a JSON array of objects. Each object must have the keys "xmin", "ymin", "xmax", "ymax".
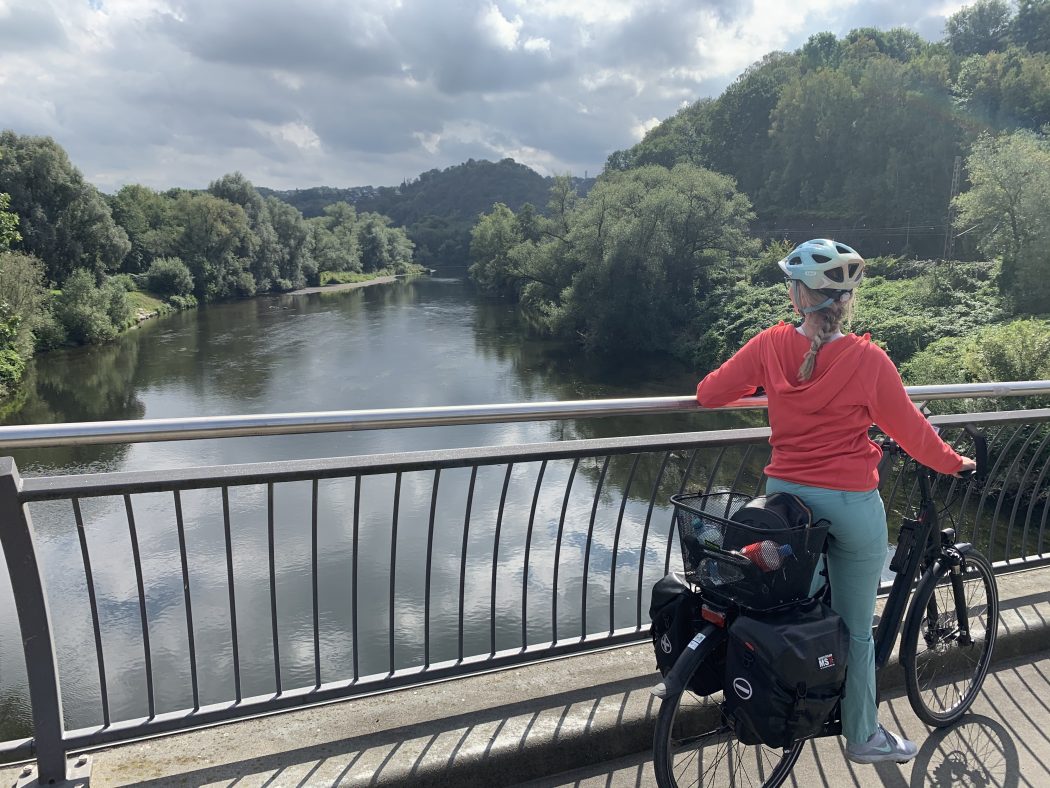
[{"xmin": 0, "ymin": 277, "xmax": 761, "ymax": 741}]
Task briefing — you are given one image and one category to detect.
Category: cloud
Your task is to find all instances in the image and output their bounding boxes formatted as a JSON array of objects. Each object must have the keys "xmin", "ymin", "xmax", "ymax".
[{"xmin": 0, "ymin": 0, "xmax": 966, "ymax": 192}]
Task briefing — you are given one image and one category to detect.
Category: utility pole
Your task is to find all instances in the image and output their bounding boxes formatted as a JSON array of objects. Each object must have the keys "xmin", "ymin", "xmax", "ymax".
[{"xmin": 943, "ymin": 155, "xmax": 962, "ymax": 260}]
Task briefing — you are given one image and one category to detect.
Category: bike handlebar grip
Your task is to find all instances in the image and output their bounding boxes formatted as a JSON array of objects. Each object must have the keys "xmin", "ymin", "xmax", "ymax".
[
  {"xmin": 963, "ymin": 424, "xmax": 989, "ymax": 480},
  {"xmin": 651, "ymin": 623, "xmax": 722, "ymax": 699}
]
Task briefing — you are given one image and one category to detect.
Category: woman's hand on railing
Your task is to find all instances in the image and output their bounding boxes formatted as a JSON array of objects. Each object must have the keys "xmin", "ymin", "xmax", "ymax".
[{"xmin": 955, "ymin": 457, "xmax": 977, "ymax": 478}]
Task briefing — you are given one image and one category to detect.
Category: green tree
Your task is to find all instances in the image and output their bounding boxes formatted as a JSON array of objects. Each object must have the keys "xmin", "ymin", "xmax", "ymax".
[
  {"xmin": 0, "ymin": 192, "xmax": 19, "ymax": 250},
  {"xmin": 109, "ymin": 184, "xmax": 178, "ymax": 273},
  {"xmin": 530, "ymin": 164, "xmax": 757, "ymax": 356},
  {"xmin": 953, "ymin": 130, "xmax": 1050, "ymax": 311},
  {"xmin": 266, "ymin": 197, "xmax": 315, "ymax": 289},
  {"xmin": 209, "ymin": 172, "xmax": 281, "ymax": 291},
  {"xmin": 945, "ymin": 0, "xmax": 1012, "ymax": 56},
  {"xmin": 54, "ymin": 269, "xmax": 131, "ymax": 345},
  {"xmin": 0, "ymin": 131, "xmax": 130, "ymax": 282},
  {"xmin": 169, "ymin": 191, "xmax": 255, "ymax": 300},
  {"xmin": 309, "ymin": 201, "xmax": 362, "ymax": 274},
  {"xmin": 146, "ymin": 257, "xmax": 194, "ymax": 298},
  {"xmin": 1012, "ymin": 0, "xmax": 1050, "ymax": 52},
  {"xmin": 469, "ymin": 203, "xmax": 523, "ymax": 298}
]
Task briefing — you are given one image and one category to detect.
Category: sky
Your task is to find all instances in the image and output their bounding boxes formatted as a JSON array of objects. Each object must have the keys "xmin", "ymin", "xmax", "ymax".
[{"xmin": 0, "ymin": 0, "xmax": 971, "ymax": 193}]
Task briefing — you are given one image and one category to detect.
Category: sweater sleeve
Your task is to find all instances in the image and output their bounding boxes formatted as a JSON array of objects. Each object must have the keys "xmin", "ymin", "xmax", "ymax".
[
  {"xmin": 696, "ymin": 331, "xmax": 764, "ymax": 407},
  {"xmin": 868, "ymin": 347, "xmax": 964, "ymax": 475}
]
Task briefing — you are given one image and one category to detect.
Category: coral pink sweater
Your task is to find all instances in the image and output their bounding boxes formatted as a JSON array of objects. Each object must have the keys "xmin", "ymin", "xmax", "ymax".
[{"xmin": 696, "ymin": 323, "xmax": 963, "ymax": 491}]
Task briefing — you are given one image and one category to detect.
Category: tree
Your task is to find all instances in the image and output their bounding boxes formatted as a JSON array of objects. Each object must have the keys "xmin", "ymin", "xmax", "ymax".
[
  {"xmin": 109, "ymin": 184, "xmax": 178, "ymax": 273},
  {"xmin": 209, "ymin": 172, "xmax": 280, "ymax": 291},
  {"xmin": 0, "ymin": 191, "xmax": 20, "ymax": 250},
  {"xmin": 146, "ymin": 257, "xmax": 194, "ymax": 298},
  {"xmin": 0, "ymin": 131, "xmax": 130, "ymax": 282},
  {"xmin": 469, "ymin": 203, "xmax": 523, "ymax": 298},
  {"xmin": 1012, "ymin": 0, "xmax": 1050, "ymax": 53},
  {"xmin": 54, "ymin": 269, "xmax": 131, "ymax": 345},
  {"xmin": 266, "ymin": 197, "xmax": 314, "ymax": 289},
  {"xmin": 953, "ymin": 130, "xmax": 1050, "ymax": 311},
  {"xmin": 169, "ymin": 191, "xmax": 255, "ymax": 300},
  {"xmin": 945, "ymin": 0, "xmax": 1012, "ymax": 57},
  {"xmin": 309, "ymin": 205, "xmax": 361, "ymax": 275}
]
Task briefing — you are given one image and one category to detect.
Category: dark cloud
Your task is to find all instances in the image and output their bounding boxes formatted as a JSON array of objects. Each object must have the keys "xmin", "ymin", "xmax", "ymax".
[
  {"xmin": 0, "ymin": 2, "xmax": 67, "ymax": 51},
  {"xmin": 0, "ymin": 0, "xmax": 963, "ymax": 191}
]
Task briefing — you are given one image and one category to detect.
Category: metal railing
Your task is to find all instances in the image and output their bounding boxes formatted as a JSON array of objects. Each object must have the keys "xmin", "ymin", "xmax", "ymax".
[{"xmin": 0, "ymin": 385, "xmax": 1049, "ymax": 783}]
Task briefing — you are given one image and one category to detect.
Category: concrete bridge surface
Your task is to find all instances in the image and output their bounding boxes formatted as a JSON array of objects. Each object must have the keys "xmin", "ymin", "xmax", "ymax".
[{"xmin": 2, "ymin": 564, "xmax": 1048, "ymax": 788}]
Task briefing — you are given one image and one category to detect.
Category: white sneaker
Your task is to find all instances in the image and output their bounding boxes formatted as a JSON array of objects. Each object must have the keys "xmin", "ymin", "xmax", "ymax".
[{"xmin": 845, "ymin": 724, "xmax": 919, "ymax": 764}]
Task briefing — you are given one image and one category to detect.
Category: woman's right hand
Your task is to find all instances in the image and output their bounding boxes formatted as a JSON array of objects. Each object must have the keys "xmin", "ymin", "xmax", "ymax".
[{"xmin": 955, "ymin": 457, "xmax": 977, "ymax": 476}]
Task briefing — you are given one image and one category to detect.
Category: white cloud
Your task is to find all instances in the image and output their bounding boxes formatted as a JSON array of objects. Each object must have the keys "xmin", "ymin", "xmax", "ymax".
[
  {"xmin": 631, "ymin": 117, "xmax": 661, "ymax": 141},
  {"xmin": 477, "ymin": 2, "xmax": 522, "ymax": 51},
  {"xmin": 523, "ymin": 36, "xmax": 551, "ymax": 54}
]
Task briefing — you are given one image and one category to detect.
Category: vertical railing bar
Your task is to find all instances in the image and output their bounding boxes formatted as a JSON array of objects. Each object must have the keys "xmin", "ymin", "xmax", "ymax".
[
  {"xmin": 727, "ymin": 444, "xmax": 754, "ymax": 495},
  {"xmin": 961, "ymin": 424, "xmax": 1009, "ymax": 546},
  {"xmin": 609, "ymin": 454, "xmax": 641, "ymax": 634},
  {"xmin": 389, "ymin": 472, "xmax": 402, "ymax": 675},
  {"xmin": 221, "ymin": 486, "xmax": 241, "ymax": 702},
  {"xmin": 173, "ymin": 490, "xmax": 200, "ymax": 711},
  {"xmin": 72, "ymin": 497, "xmax": 111, "ymax": 727},
  {"xmin": 351, "ymin": 476, "xmax": 361, "ymax": 682},
  {"xmin": 751, "ymin": 449, "xmax": 772, "ymax": 496},
  {"xmin": 636, "ymin": 451, "xmax": 672, "ymax": 625},
  {"xmin": 0, "ymin": 460, "xmax": 67, "ymax": 782},
  {"xmin": 424, "ymin": 469, "xmax": 440, "ymax": 668},
  {"xmin": 521, "ymin": 461, "xmax": 547, "ymax": 648},
  {"xmin": 1037, "ymin": 469, "xmax": 1050, "ymax": 556},
  {"xmin": 311, "ymin": 479, "xmax": 321, "ymax": 690},
  {"xmin": 458, "ymin": 466, "xmax": 478, "ymax": 662},
  {"xmin": 124, "ymin": 494, "xmax": 156, "ymax": 719},
  {"xmin": 702, "ymin": 447, "xmax": 728, "ymax": 494},
  {"xmin": 267, "ymin": 482, "xmax": 281, "ymax": 695},
  {"xmin": 995, "ymin": 426, "xmax": 1037, "ymax": 563},
  {"xmin": 581, "ymin": 456, "xmax": 611, "ymax": 638},
  {"xmin": 490, "ymin": 464, "xmax": 514, "ymax": 657},
  {"xmin": 1002, "ymin": 425, "xmax": 1041, "ymax": 561},
  {"xmin": 552, "ymin": 458, "xmax": 580, "ymax": 645},
  {"xmin": 981, "ymin": 425, "xmax": 1025, "ymax": 561},
  {"xmin": 677, "ymin": 448, "xmax": 701, "ymax": 495},
  {"xmin": 1017, "ymin": 427, "xmax": 1050, "ymax": 557}
]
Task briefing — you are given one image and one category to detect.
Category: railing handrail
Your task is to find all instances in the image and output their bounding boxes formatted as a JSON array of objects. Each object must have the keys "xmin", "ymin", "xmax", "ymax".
[{"xmin": 2, "ymin": 380, "xmax": 1049, "ymax": 449}]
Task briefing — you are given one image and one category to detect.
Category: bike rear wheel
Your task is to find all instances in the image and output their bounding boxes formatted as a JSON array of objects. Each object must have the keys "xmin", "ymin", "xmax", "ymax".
[
  {"xmin": 900, "ymin": 548, "xmax": 998, "ymax": 727},
  {"xmin": 653, "ymin": 653, "xmax": 804, "ymax": 787}
]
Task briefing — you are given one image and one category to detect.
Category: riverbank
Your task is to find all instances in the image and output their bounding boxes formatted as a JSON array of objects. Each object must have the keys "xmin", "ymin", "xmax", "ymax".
[{"xmin": 289, "ymin": 274, "xmax": 399, "ymax": 295}]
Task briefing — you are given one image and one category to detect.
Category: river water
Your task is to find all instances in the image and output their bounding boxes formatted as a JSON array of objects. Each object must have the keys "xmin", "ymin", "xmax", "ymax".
[{"xmin": 0, "ymin": 277, "xmax": 761, "ymax": 741}]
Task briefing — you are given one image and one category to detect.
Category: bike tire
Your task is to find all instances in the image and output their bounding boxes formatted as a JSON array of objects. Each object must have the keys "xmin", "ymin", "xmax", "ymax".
[
  {"xmin": 900, "ymin": 547, "xmax": 999, "ymax": 727},
  {"xmin": 653, "ymin": 633, "xmax": 804, "ymax": 787}
]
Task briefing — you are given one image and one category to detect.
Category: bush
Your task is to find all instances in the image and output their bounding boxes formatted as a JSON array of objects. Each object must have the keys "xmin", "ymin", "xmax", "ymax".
[
  {"xmin": 167, "ymin": 294, "xmax": 198, "ymax": 310},
  {"xmin": 146, "ymin": 257, "xmax": 194, "ymax": 298},
  {"xmin": 54, "ymin": 269, "xmax": 125, "ymax": 344},
  {"xmin": 108, "ymin": 273, "xmax": 137, "ymax": 292}
]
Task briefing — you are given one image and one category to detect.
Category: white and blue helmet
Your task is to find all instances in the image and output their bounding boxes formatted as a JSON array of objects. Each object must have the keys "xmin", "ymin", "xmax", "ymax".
[{"xmin": 777, "ymin": 239, "xmax": 865, "ymax": 291}]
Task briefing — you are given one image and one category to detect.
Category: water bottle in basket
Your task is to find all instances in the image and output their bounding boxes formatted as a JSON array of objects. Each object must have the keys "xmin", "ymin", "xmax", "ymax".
[{"xmin": 740, "ymin": 540, "xmax": 793, "ymax": 572}]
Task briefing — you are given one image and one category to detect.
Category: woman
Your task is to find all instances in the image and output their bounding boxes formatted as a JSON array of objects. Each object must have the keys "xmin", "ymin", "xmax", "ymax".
[{"xmin": 695, "ymin": 239, "xmax": 975, "ymax": 764}]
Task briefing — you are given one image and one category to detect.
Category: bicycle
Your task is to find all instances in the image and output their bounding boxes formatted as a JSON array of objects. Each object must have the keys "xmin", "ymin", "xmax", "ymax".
[{"xmin": 652, "ymin": 426, "xmax": 999, "ymax": 787}]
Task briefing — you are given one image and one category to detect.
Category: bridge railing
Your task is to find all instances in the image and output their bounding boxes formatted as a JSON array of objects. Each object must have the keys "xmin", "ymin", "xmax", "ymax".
[{"xmin": 1, "ymin": 385, "xmax": 1049, "ymax": 783}]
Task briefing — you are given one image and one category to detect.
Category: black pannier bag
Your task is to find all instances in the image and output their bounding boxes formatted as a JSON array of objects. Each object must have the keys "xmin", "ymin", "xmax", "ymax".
[
  {"xmin": 649, "ymin": 572, "xmax": 725, "ymax": 696},
  {"xmin": 723, "ymin": 598, "xmax": 849, "ymax": 748}
]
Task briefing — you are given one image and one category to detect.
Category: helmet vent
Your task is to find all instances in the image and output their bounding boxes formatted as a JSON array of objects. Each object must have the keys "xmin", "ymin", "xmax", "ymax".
[
  {"xmin": 789, "ymin": 256, "xmax": 802, "ymax": 266},
  {"xmin": 848, "ymin": 263, "xmax": 861, "ymax": 277},
  {"xmin": 812, "ymin": 254, "xmax": 832, "ymax": 265},
  {"xmin": 826, "ymin": 268, "xmax": 844, "ymax": 283},
  {"xmin": 835, "ymin": 244, "xmax": 852, "ymax": 254}
]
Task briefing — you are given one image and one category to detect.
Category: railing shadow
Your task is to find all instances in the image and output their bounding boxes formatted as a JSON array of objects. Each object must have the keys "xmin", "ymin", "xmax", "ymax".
[{"xmin": 119, "ymin": 673, "xmax": 659, "ymax": 787}]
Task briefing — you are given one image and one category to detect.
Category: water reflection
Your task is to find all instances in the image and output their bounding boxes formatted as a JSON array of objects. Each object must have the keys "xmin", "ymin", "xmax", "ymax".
[{"xmin": 0, "ymin": 277, "xmax": 776, "ymax": 742}]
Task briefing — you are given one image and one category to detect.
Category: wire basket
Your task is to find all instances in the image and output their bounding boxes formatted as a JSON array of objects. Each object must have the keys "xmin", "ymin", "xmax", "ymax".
[{"xmin": 671, "ymin": 490, "xmax": 830, "ymax": 611}]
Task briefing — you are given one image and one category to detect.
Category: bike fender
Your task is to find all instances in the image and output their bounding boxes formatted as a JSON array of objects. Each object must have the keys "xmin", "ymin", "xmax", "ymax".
[{"xmin": 650, "ymin": 623, "xmax": 723, "ymax": 699}]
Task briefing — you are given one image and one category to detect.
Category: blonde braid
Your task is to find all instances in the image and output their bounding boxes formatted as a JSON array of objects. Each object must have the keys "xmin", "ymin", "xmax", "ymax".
[{"xmin": 794, "ymin": 283, "xmax": 851, "ymax": 382}]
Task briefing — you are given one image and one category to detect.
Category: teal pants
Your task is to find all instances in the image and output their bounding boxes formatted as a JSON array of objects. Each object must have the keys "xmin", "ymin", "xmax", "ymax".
[{"xmin": 765, "ymin": 477, "xmax": 887, "ymax": 745}]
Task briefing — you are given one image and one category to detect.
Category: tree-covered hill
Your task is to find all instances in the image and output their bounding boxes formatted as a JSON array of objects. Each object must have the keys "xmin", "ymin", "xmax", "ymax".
[
  {"xmin": 608, "ymin": 1, "xmax": 1050, "ymax": 259},
  {"xmin": 262, "ymin": 159, "xmax": 595, "ymax": 270}
]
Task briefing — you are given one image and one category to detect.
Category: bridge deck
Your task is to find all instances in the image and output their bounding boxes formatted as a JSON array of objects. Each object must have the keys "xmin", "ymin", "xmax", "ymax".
[{"xmin": 2, "ymin": 564, "xmax": 1047, "ymax": 787}]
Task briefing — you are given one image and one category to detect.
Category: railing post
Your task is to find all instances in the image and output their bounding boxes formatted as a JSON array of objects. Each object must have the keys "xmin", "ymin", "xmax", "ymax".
[{"xmin": 0, "ymin": 457, "xmax": 70, "ymax": 784}]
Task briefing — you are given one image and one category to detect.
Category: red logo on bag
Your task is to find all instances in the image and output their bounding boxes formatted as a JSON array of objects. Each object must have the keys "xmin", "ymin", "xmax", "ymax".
[{"xmin": 818, "ymin": 654, "xmax": 835, "ymax": 670}]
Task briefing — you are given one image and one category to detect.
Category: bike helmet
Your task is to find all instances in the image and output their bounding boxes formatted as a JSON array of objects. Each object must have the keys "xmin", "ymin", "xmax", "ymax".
[{"xmin": 777, "ymin": 239, "xmax": 865, "ymax": 290}]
